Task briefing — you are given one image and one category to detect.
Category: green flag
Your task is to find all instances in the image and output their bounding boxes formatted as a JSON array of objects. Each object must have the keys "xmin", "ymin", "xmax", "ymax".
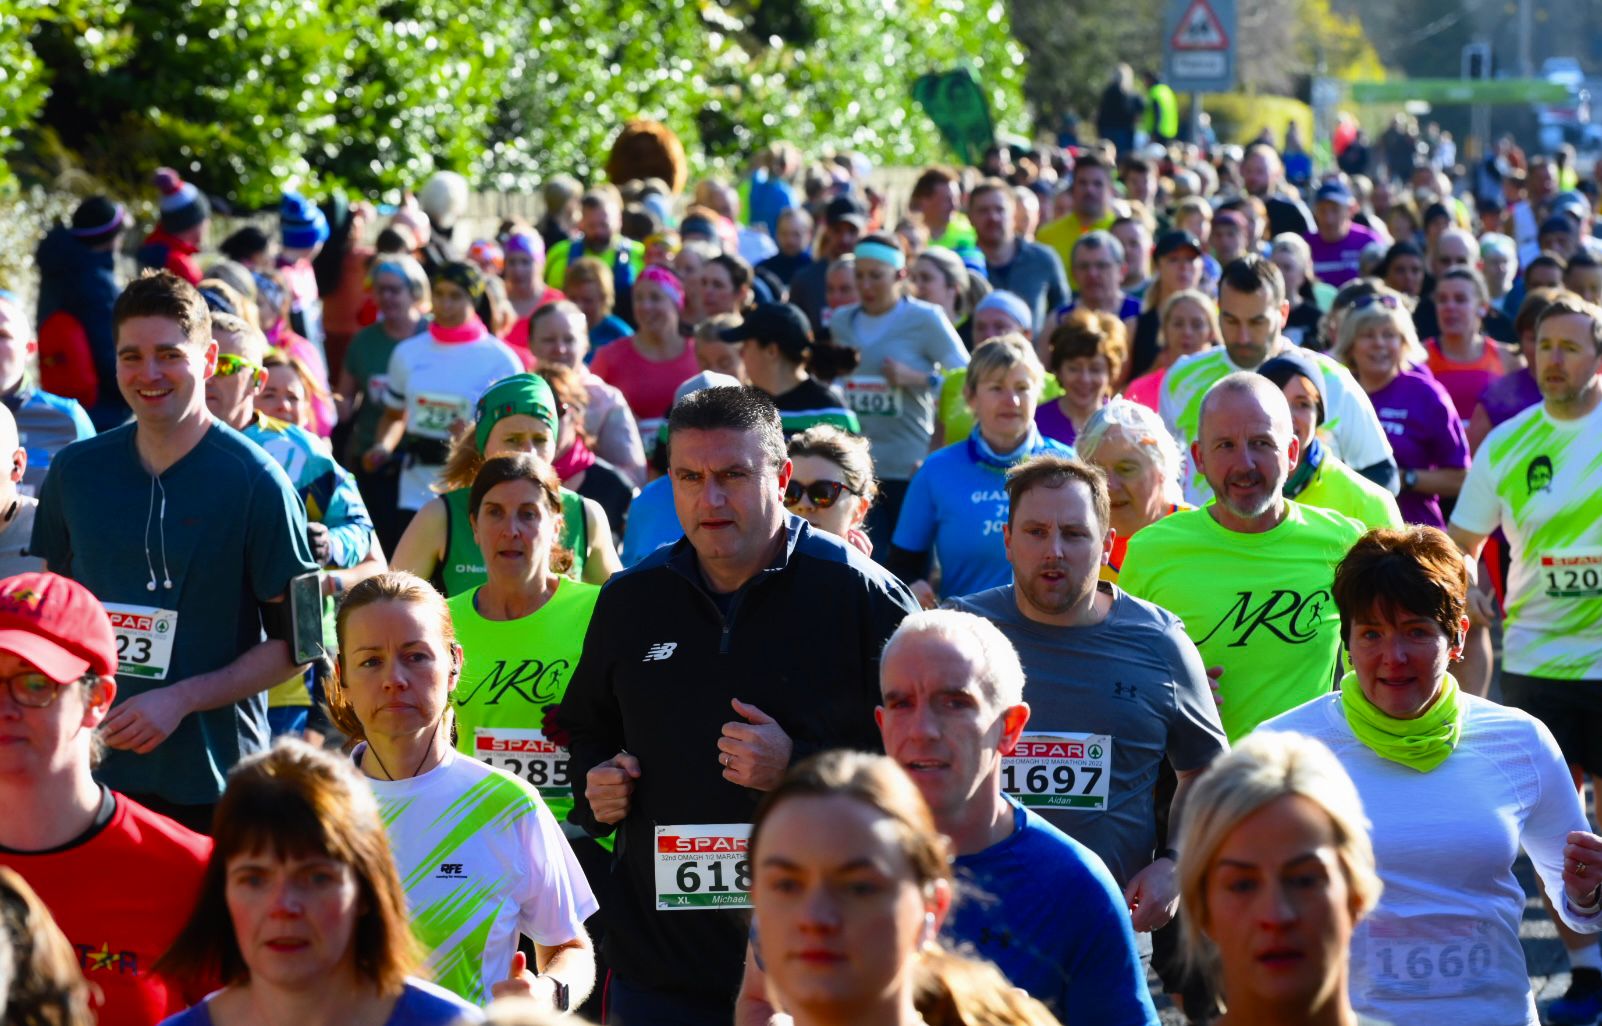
[{"xmin": 913, "ymin": 67, "xmax": 996, "ymax": 166}]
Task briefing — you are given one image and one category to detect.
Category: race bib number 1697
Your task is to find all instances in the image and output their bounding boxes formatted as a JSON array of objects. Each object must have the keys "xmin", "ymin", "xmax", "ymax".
[
  {"xmin": 1002, "ymin": 732, "xmax": 1112, "ymax": 810},
  {"xmin": 655, "ymin": 824, "xmax": 752, "ymax": 910}
]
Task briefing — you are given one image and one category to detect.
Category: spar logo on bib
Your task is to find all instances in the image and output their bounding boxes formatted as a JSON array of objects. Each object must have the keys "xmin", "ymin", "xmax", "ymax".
[{"xmin": 1197, "ymin": 589, "xmax": 1330, "ymax": 647}]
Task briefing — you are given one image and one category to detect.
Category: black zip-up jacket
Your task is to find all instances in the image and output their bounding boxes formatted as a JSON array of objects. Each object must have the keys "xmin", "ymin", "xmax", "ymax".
[{"xmin": 560, "ymin": 515, "xmax": 918, "ymax": 1006}]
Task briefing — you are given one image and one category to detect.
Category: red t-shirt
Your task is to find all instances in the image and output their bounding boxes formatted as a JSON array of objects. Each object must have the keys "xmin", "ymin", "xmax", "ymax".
[
  {"xmin": 588, "ymin": 334, "xmax": 702, "ymax": 424},
  {"xmin": 1424, "ymin": 337, "xmax": 1505, "ymax": 422},
  {"xmin": 0, "ymin": 794, "xmax": 213, "ymax": 1026}
]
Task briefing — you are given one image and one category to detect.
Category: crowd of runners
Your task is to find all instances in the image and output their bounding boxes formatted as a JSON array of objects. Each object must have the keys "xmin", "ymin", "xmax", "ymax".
[{"xmin": 0, "ymin": 115, "xmax": 1598, "ymax": 1026}]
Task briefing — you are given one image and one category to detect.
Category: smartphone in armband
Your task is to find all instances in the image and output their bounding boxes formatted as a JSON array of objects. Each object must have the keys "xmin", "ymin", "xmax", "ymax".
[{"xmin": 289, "ymin": 571, "xmax": 326, "ymax": 665}]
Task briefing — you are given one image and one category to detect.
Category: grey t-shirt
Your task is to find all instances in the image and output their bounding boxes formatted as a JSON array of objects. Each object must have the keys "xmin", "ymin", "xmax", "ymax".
[
  {"xmin": 983, "ymin": 241, "xmax": 1070, "ymax": 333},
  {"xmin": 831, "ymin": 296, "xmax": 968, "ymax": 480},
  {"xmin": 949, "ymin": 582, "xmax": 1228, "ymax": 886}
]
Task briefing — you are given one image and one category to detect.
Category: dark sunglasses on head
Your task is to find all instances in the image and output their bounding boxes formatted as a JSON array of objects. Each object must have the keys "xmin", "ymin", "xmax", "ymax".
[
  {"xmin": 1350, "ymin": 292, "xmax": 1401, "ymax": 311},
  {"xmin": 783, "ymin": 479, "xmax": 854, "ymax": 509}
]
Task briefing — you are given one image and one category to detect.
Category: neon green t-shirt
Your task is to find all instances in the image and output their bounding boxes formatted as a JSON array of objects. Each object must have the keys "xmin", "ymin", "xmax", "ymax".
[
  {"xmin": 1119, "ymin": 501, "xmax": 1366, "ymax": 741},
  {"xmin": 545, "ymin": 237, "xmax": 646, "ymax": 289},
  {"xmin": 1450, "ymin": 399, "xmax": 1602, "ymax": 679},
  {"xmin": 446, "ymin": 579, "xmax": 601, "ymax": 829},
  {"xmin": 930, "ymin": 214, "xmax": 979, "ymax": 253},
  {"xmin": 1297, "ymin": 455, "xmax": 1402, "ymax": 531}
]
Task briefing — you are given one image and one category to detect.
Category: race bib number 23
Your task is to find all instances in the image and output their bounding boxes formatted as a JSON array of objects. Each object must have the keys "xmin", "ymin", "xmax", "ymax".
[
  {"xmin": 102, "ymin": 603, "xmax": 178, "ymax": 681},
  {"xmin": 655, "ymin": 824, "xmax": 752, "ymax": 910}
]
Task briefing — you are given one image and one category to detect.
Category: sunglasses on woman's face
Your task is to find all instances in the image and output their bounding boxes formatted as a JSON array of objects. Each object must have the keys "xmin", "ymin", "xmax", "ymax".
[{"xmin": 783, "ymin": 480, "xmax": 853, "ymax": 509}]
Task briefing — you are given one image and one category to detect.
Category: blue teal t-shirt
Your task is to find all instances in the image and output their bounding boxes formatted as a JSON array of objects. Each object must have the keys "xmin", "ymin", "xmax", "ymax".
[
  {"xmin": 32, "ymin": 421, "xmax": 318, "ymax": 805},
  {"xmin": 892, "ymin": 436, "xmax": 1074, "ymax": 600},
  {"xmin": 951, "ymin": 797, "xmax": 1158, "ymax": 1024},
  {"xmin": 621, "ymin": 475, "xmax": 680, "ymax": 566}
]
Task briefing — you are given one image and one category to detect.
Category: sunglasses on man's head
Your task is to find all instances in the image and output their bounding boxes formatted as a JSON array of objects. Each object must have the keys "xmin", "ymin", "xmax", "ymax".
[
  {"xmin": 214, "ymin": 353, "xmax": 262, "ymax": 378},
  {"xmin": 783, "ymin": 480, "xmax": 854, "ymax": 509}
]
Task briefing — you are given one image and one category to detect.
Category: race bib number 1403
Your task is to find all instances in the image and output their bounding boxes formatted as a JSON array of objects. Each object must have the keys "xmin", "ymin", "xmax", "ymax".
[{"xmin": 655, "ymin": 824, "xmax": 752, "ymax": 910}]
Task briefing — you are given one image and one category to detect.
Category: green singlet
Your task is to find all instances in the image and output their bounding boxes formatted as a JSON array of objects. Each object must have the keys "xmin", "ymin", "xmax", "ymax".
[
  {"xmin": 440, "ymin": 486, "xmax": 588, "ymax": 597},
  {"xmin": 446, "ymin": 579, "xmax": 601, "ymax": 830}
]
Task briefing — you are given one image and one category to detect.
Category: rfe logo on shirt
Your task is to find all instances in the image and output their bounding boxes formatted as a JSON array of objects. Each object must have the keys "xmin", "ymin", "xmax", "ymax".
[
  {"xmin": 643, "ymin": 642, "xmax": 678, "ymax": 662},
  {"xmin": 435, "ymin": 863, "xmax": 465, "ymax": 878}
]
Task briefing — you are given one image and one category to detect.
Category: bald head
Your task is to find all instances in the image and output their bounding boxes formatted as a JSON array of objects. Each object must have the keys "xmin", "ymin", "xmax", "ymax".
[
  {"xmin": 1199, "ymin": 372, "xmax": 1294, "ymax": 440},
  {"xmin": 1195, "ymin": 372, "xmax": 1299, "ymax": 524},
  {"xmin": 1432, "ymin": 228, "xmax": 1477, "ymax": 277}
]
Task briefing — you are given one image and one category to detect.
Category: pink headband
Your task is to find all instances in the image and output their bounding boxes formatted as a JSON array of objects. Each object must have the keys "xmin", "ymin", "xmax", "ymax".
[{"xmin": 640, "ymin": 265, "xmax": 684, "ymax": 310}]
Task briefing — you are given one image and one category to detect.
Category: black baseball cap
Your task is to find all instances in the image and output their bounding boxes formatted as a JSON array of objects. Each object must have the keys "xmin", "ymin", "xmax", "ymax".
[
  {"xmin": 824, "ymin": 195, "xmax": 868, "ymax": 230},
  {"xmin": 720, "ymin": 303, "xmax": 813, "ymax": 358},
  {"xmin": 1154, "ymin": 229, "xmax": 1202, "ymax": 260},
  {"xmin": 1314, "ymin": 180, "xmax": 1354, "ymax": 206}
]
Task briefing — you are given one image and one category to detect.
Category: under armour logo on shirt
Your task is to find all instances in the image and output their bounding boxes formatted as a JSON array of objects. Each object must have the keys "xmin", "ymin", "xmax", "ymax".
[
  {"xmin": 643, "ymin": 642, "xmax": 678, "ymax": 662},
  {"xmin": 1113, "ymin": 682, "xmax": 1137, "ymax": 700}
]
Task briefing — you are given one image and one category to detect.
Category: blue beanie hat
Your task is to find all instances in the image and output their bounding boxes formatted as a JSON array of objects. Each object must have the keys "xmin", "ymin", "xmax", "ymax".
[
  {"xmin": 280, "ymin": 192, "xmax": 330, "ymax": 250},
  {"xmin": 974, "ymin": 290, "xmax": 1033, "ymax": 331}
]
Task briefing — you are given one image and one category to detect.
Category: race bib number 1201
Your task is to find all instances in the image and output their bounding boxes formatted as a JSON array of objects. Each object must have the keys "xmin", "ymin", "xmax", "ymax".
[
  {"xmin": 1541, "ymin": 548, "xmax": 1602, "ymax": 598},
  {"xmin": 655, "ymin": 824, "xmax": 752, "ymax": 910},
  {"xmin": 1002, "ymin": 732, "xmax": 1112, "ymax": 810}
]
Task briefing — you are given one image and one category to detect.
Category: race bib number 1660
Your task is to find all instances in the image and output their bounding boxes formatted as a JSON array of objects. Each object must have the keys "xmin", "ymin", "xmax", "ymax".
[{"xmin": 655, "ymin": 824, "xmax": 752, "ymax": 910}]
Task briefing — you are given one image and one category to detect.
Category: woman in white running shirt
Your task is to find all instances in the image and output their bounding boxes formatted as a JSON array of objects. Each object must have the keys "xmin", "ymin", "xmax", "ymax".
[
  {"xmin": 1263, "ymin": 526, "xmax": 1602, "ymax": 1026},
  {"xmin": 327, "ymin": 571, "xmax": 597, "ymax": 1012}
]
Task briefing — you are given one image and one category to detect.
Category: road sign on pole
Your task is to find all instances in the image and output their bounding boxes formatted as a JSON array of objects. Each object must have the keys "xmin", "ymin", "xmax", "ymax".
[{"xmin": 1165, "ymin": 0, "xmax": 1236, "ymax": 93}]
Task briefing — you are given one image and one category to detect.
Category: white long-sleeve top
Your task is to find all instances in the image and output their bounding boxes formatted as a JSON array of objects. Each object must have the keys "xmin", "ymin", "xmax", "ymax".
[{"xmin": 1263, "ymin": 692, "xmax": 1601, "ymax": 1026}]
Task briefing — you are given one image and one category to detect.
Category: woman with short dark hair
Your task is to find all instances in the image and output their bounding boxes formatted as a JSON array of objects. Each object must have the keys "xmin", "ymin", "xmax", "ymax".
[{"xmin": 1263, "ymin": 526, "xmax": 1602, "ymax": 1026}]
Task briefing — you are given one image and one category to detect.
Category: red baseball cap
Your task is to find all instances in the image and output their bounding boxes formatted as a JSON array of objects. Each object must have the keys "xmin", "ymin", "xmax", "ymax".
[{"xmin": 0, "ymin": 573, "xmax": 119, "ymax": 683}]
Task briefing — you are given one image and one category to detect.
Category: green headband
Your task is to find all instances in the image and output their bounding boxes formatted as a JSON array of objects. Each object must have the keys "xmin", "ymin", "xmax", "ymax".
[{"xmin": 474, "ymin": 374, "xmax": 558, "ymax": 452}]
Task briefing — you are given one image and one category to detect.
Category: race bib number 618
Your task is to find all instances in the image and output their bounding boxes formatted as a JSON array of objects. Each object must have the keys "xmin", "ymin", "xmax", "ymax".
[{"xmin": 655, "ymin": 824, "xmax": 752, "ymax": 910}]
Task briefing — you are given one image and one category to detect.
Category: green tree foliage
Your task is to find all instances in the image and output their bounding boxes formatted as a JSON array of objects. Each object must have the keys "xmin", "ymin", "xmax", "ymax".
[{"xmin": 8, "ymin": 0, "xmax": 1025, "ymax": 207}]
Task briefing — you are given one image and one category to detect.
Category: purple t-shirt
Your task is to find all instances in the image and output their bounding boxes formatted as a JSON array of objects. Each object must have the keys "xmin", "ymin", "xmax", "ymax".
[
  {"xmin": 1305, "ymin": 223, "xmax": 1382, "ymax": 287},
  {"xmin": 1034, "ymin": 399, "xmax": 1079, "ymax": 447},
  {"xmin": 1368, "ymin": 368, "xmax": 1469, "ymax": 527},
  {"xmin": 1478, "ymin": 366, "xmax": 1541, "ymax": 429}
]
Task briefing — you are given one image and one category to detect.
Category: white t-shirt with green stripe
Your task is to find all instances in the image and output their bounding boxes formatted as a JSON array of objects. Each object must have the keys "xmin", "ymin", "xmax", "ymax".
[
  {"xmin": 1159, "ymin": 344, "xmax": 1394, "ymax": 505},
  {"xmin": 1451, "ymin": 398, "xmax": 1602, "ymax": 680},
  {"xmin": 366, "ymin": 748, "xmax": 598, "ymax": 1004}
]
